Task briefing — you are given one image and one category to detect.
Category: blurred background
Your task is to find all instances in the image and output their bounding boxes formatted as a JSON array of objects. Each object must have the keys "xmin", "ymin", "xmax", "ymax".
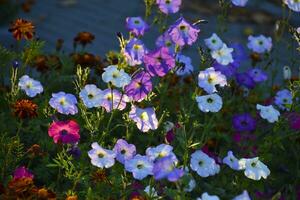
[{"xmin": 0, "ymin": 0, "xmax": 299, "ymax": 68}]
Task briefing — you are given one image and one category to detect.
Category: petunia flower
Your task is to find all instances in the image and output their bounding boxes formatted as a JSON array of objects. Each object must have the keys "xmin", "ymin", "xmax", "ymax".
[
  {"xmin": 102, "ymin": 65, "xmax": 131, "ymax": 88},
  {"xmin": 48, "ymin": 120, "xmax": 80, "ymax": 144},
  {"xmin": 232, "ymin": 113, "xmax": 256, "ymax": 132},
  {"xmin": 143, "ymin": 47, "xmax": 175, "ymax": 77},
  {"xmin": 156, "ymin": 31, "xmax": 176, "ymax": 55},
  {"xmin": 156, "ymin": 0, "xmax": 182, "ymax": 14},
  {"xmin": 49, "ymin": 92, "xmax": 78, "ymax": 115},
  {"xmin": 233, "ymin": 190, "xmax": 251, "ymax": 200},
  {"xmin": 113, "ymin": 139, "xmax": 136, "ymax": 164},
  {"xmin": 284, "ymin": 0, "xmax": 300, "ymax": 12},
  {"xmin": 129, "ymin": 105, "xmax": 158, "ymax": 132},
  {"xmin": 231, "ymin": 0, "xmax": 248, "ymax": 7},
  {"xmin": 175, "ymin": 54, "xmax": 194, "ymax": 76},
  {"xmin": 256, "ymin": 104, "xmax": 280, "ymax": 123},
  {"xmin": 18, "ymin": 75, "xmax": 43, "ymax": 97},
  {"xmin": 247, "ymin": 68, "xmax": 268, "ymax": 83},
  {"xmin": 146, "ymin": 144, "xmax": 178, "ymax": 163},
  {"xmin": 126, "ymin": 16, "xmax": 149, "ymax": 36},
  {"xmin": 123, "ymin": 38, "xmax": 147, "ymax": 66},
  {"xmin": 196, "ymin": 94, "xmax": 223, "ymax": 113},
  {"xmin": 222, "ymin": 151, "xmax": 242, "ymax": 170},
  {"xmin": 204, "ymin": 33, "xmax": 223, "ymax": 51},
  {"xmin": 211, "ymin": 43, "xmax": 234, "ymax": 65},
  {"xmin": 190, "ymin": 150, "xmax": 220, "ymax": 177},
  {"xmin": 197, "ymin": 192, "xmax": 220, "ymax": 200},
  {"xmin": 239, "ymin": 157, "xmax": 270, "ymax": 180},
  {"xmin": 274, "ymin": 89, "xmax": 293, "ymax": 111},
  {"xmin": 236, "ymin": 72, "xmax": 256, "ymax": 89},
  {"xmin": 100, "ymin": 89, "xmax": 129, "ymax": 112},
  {"xmin": 168, "ymin": 17, "xmax": 200, "ymax": 47},
  {"xmin": 125, "ymin": 154, "xmax": 153, "ymax": 180},
  {"xmin": 13, "ymin": 166, "xmax": 34, "ymax": 180},
  {"xmin": 88, "ymin": 142, "xmax": 116, "ymax": 168},
  {"xmin": 79, "ymin": 84, "xmax": 103, "ymax": 108},
  {"xmin": 198, "ymin": 67, "xmax": 227, "ymax": 94},
  {"xmin": 247, "ymin": 35, "xmax": 272, "ymax": 53},
  {"xmin": 153, "ymin": 156, "xmax": 184, "ymax": 182},
  {"xmin": 124, "ymin": 71, "xmax": 152, "ymax": 102}
]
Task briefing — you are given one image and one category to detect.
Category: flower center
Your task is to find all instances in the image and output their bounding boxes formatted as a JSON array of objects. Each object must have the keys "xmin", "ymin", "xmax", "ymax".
[
  {"xmin": 140, "ymin": 111, "xmax": 149, "ymax": 121},
  {"xmin": 179, "ymin": 25, "xmax": 186, "ymax": 31},
  {"xmin": 134, "ymin": 20, "xmax": 140, "ymax": 24},
  {"xmin": 251, "ymin": 161, "xmax": 257, "ymax": 167},
  {"xmin": 241, "ymin": 120, "xmax": 248, "ymax": 126},
  {"xmin": 26, "ymin": 83, "xmax": 32, "ymax": 89},
  {"xmin": 112, "ymin": 71, "xmax": 120, "ymax": 78},
  {"xmin": 59, "ymin": 98, "xmax": 66, "ymax": 106},
  {"xmin": 212, "ymin": 39, "xmax": 216, "ymax": 44},
  {"xmin": 97, "ymin": 151, "xmax": 105, "ymax": 158},
  {"xmin": 106, "ymin": 94, "xmax": 113, "ymax": 101},
  {"xmin": 207, "ymin": 98, "xmax": 214, "ymax": 103},
  {"xmin": 60, "ymin": 129, "xmax": 68, "ymax": 136},
  {"xmin": 135, "ymin": 82, "xmax": 142, "ymax": 88},
  {"xmin": 258, "ymin": 40, "xmax": 263, "ymax": 45},
  {"xmin": 88, "ymin": 93, "xmax": 94, "ymax": 99},
  {"xmin": 137, "ymin": 163, "xmax": 144, "ymax": 169},
  {"xmin": 133, "ymin": 44, "xmax": 141, "ymax": 50},
  {"xmin": 198, "ymin": 160, "xmax": 204, "ymax": 166},
  {"xmin": 165, "ymin": 0, "xmax": 171, "ymax": 4}
]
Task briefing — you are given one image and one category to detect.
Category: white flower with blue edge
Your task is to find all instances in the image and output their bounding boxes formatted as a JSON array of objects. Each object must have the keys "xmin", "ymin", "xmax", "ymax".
[{"xmin": 18, "ymin": 75, "xmax": 43, "ymax": 97}]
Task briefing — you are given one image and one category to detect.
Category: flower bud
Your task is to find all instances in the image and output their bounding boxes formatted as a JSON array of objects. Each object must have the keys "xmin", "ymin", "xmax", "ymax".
[
  {"xmin": 283, "ymin": 65, "xmax": 291, "ymax": 80},
  {"xmin": 12, "ymin": 60, "xmax": 20, "ymax": 68}
]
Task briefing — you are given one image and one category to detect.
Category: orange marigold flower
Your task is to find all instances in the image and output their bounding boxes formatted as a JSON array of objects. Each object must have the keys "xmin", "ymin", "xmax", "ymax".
[
  {"xmin": 66, "ymin": 195, "xmax": 78, "ymax": 200},
  {"xmin": 74, "ymin": 31, "xmax": 95, "ymax": 46},
  {"xmin": 36, "ymin": 188, "xmax": 56, "ymax": 199},
  {"xmin": 9, "ymin": 19, "xmax": 35, "ymax": 40},
  {"xmin": 13, "ymin": 99, "xmax": 38, "ymax": 119}
]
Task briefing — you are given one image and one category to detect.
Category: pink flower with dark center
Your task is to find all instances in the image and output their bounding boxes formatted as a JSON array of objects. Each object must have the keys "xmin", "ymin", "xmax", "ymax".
[
  {"xmin": 48, "ymin": 120, "xmax": 80, "ymax": 144},
  {"xmin": 13, "ymin": 166, "xmax": 34, "ymax": 180}
]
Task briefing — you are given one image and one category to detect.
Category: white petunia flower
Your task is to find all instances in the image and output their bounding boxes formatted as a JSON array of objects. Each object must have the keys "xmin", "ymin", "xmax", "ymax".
[
  {"xmin": 247, "ymin": 35, "xmax": 272, "ymax": 53},
  {"xmin": 204, "ymin": 33, "xmax": 223, "ymax": 51},
  {"xmin": 144, "ymin": 185, "xmax": 158, "ymax": 198},
  {"xmin": 196, "ymin": 94, "xmax": 223, "ymax": 113},
  {"xmin": 211, "ymin": 43, "xmax": 234, "ymax": 65},
  {"xmin": 190, "ymin": 150, "xmax": 220, "ymax": 177},
  {"xmin": 102, "ymin": 65, "xmax": 131, "ymax": 87},
  {"xmin": 197, "ymin": 192, "xmax": 220, "ymax": 200},
  {"xmin": 284, "ymin": 0, "xmax": 300, "ymax": 12},
  {"xmin": 198, "ymin": 67, "xmax": 227, "ymax": 94},
  {"xmin": 239, "ymin": 157, "xmax": 270, "ymax": 180},
  {"xmin": 223, "ymin": 151, "xmax": 242, "ymax": 170},
  {"xmin": 79, "ymin": 84, "xmax": 103, "ymax": 108},
  {"xmin": 88, "ymin": 142, "xmax": 116, "ymax": 169},
  {"xmin": 231, "ymin": 0, "xmax": 248, "ymax": 7},
  {"xmin": 233, "ymin": 190, "xmax": 251, "ymax": 200},
  {"xmin": 18, "ymin": 75, "xmax": 43, "ymax": 97},
  {"xmin": 256, "ymin": 104, "xmax": 280, "ymax": 123}
]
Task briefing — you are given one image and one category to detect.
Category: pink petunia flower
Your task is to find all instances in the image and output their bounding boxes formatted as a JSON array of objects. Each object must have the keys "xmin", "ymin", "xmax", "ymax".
[
  {"xmin": 13, "ymin": 166, "xmax": 34, "ymax": 180},
  {"xmin": 48, "ymin": 120, "xmax": 80, "ymax": 144}
]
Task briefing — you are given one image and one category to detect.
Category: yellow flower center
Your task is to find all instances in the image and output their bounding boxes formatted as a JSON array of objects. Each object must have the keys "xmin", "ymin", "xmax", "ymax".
[{"xmin": 140, "ymin": 111, "xmax": 149, "ymax": 121}]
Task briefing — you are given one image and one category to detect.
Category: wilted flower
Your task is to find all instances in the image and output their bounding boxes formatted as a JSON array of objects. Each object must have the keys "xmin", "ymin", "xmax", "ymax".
[
  {"xmin": 143, "ymin": 47, "xmax": 175, "ymax": 77},
  {"xmin": 247, "ymin": 68, "xmax": 268, "ymax": 83},
  {"xmin": 125, "ymin": 154, "xmax": 153, "ymax": 180},
  {"xmin": 284, "ymin": 0, "xmax": 300, "ymax": 12},
  {"xmin": 102, "ymin": 65, "xmax": 131, "ymax": 88},
  {"xmin": 123, "ymin": 38, "xmax": 147, "ymax": 66},
  {"xmin": 190, "ymin": 150, "xmax": 220, "ymax": 177},
  {"xmin": 129, "ymin": 105, "xmax": 158, "ymax": 132},
  {"xmin": 13, "ymin": 166, "xmax": 34, "ymax": 180},
  {"xmin": 9, "ymin": 18, "xmax": 34, "ymax": 40},
  {"xmin": 204, "ymin": 33, "xmax": 223, "ymax": 51},
  {"xmin": 274, "ymin": 89, "xmax": 293, "ymax": 111},
  {"xmin": 126, "ymin": 17, "xmax": 149, "ymax": 36},
  {"xmin": 239, "ymin": 157, "xmax": 270, "ymax": 180},
  {"xmin": 48, "ymin": 120, "xmax": 80, "ymax": 144},
  {"xmin": 211, "ymin": 44, "xmax": 234, "ymax": 65},
  {"xmin": 49, "ymin": 92, "xmax": 78, "ymax": 115},
  {"xmin": 153, "ymin": 156, "xmax": 184, "ymax": 182},
  {"xmin": 113, "ymin": 139, "xmax": 136, "ymax": 164},
  {"xmin": 100, "ymin": 89, "xmax": 129, "ymax": 112},
  {"xmin": 222, "ymin": 151, "xmax": 242, "ymax": 170},
  {"xmin": 79, "ymin": 84, "xmax": 103, "ymax": 108},
  {"xmin": 168, "ymin": 17, "xmax": 200, "ymax": 47},
  {"xmin": 232, "ymin": 113, "xmax": 256, "ymax": 132},
  {"xmin": 198, "ymin": 67, "xmax": 227, "ymax": 94},
  {"xmin": 156, "ymin": 0, "xmax": 182, "ymax": 14},
  {"xmin": 176, "ymin": 54, "xmax": 194, "ymax": 76},
  {"xmin": 195, "ymin": 94, "xmax": 223, "ymax": 113},
  {"xmin": 18, "ymin": 75, "xmax": 43, "ymax": 98},
  {"xmin": 125, "ymin": 71, "xmax": 152, "ymax": 102},
  {"xmin": 256, "ymin": 104, "xmax": 280, "ymax": 123},
  {"xmin": 231, "ymin": 0, "xmax": 248, "ymax": 7},
  {"xmin": 88, "ymin": 142, "xmax": 116, "ymax": 168},
  {"xmin": 233, "ymin": 190, "xmax": 251, "ymax": 200},
  {"xmin": 13, "ymin": 99, "xmax": 38, "ymax": 119},
  {"xmin": 247, "ymin": 35, "xmax": 272, "ymax": 53},
  {"xmin": 74, "ymin": 31, "xmax": 95, "ymax": 46},
  {"xmin": 197, "ymin": 192, "xmax": 220, "ymax": 200}
]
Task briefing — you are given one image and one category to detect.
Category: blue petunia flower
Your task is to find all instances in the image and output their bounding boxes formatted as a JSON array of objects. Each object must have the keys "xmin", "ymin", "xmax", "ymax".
[
  {"xmin": 79, "ymin": 84, "xmax": 103, "ymax": 108},
  {"xmin": 18, "ymin": 75, "xmax": 43, "ymax": 97},
  {"xmin": 125, "ymin": 154, "xmax": 153, "ymax": 180},
  {"xmin": 49, "ymin": 92, "xmax": 78, "ymax": 115}
]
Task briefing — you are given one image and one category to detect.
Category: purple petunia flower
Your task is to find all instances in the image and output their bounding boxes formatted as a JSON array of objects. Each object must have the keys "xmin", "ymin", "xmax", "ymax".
[
  {"xmin": 168, "ymin": 17, "xmax": 200, "ymax": 47},
  {"xmin": 123, "ymin": 38, "xmax": 147, "ymax": 66},
  {"xmin": 274, "ymin": 89, "xmax": 293, "ymax": 111},
  {"xmin": 100, "ymin": 89, "xmax": 129, "ymax": 112},
  {"xmin": 125, "ymin": 71, "xmax": 152, "ymax": 102},
  {"xmin": 230, "ymin": 43, "xmax": 248, "ymax": 64},
  {"xmin": 212, "ymin": 61, "xmax": 240, "ymax": 78},
  {"xmin": 129, "ymin": 105, "xmax": 158, "ymax": 132},
  {"xmin": 126, "ymin": 17, "xmax": 149, "ymax": 37},
  {"xmin": 156, "ymin": 32, "xmax": 176, "ymax": 55},
  {"xmin": 232, "ymin": 113, "xmax": 256, "ymax": 132},
  {"xmin": 236, "ymin": 73, "xmax": 256, "ymax": 89},
  {"xmin": 153, "ymin": 156, "xmax": 184, "ymax": 182},
  {"xmin": 13, "ymin": 166, "xmax": 34, "ymax": 180},
  {"xmin": 113, "ymin": 139, "xmax": 136, "ymax": 164},
  {"xmin": 156, "ymin": 0, "xmax": 182, "ymax": 14},
  {"xmin": 143, "ymin": 47, "xmax": 175, "ymax": 77},
  {"xmin": 247, "ymin": 68, "xmax": 268, "ymax": 83}
]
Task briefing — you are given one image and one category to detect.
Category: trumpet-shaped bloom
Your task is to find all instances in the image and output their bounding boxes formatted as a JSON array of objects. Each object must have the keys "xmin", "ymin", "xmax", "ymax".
[
  {"xmin": 204, "ymin": 33, "xmax": 223, "ymax": 51},
  {"xmin": 49, "ymin": 92, "xmax": 78, "ymax": 115},
  {"xmin": 102, "ymin": 65, "xmax": 131, "ymax": 88},
  {"xmin": 223, "ymin": 151, "xmax": 242, "ymax": 170},
  {"xmin": 247, "ymin": 35, "xmax": 272, "ymax": 53},
  {"xmin": 197, "ymin": 193, "xmax": 220, "ymax": 200},
  {"xmin": 232, "ymin": 113, "xmax": 256, "ymax": 132},
  {"xmin": 125, "ymin": 154, "xmax": 153, "ymax": 180},
  {"xmin": 247, "ymin": 68, "xmax": 268, "ymax": 83},
  {"xmin": 196, "ymin": 94, "xmax": 223, "ymax": 113},
  {"xmin": 18, "ymin": 75, "xmax": 43, "ymax": 97},
  {"xmin": 239, "ymin": 157, "xmax": 270, "ymax": 180},
  {"xmin": 156, "ymin": 0, "xmax": 182, "ymax": 14},
  {"xmin": 153, "ymin": 156, "xmax": 184, "ymax": 182},
  {"xmin": 198, "ymin": 67, "xmax": 227, "ymax": 94},
  {"xmin": 168, "ymin": 17, "xmax": 200, "ymax": 47},
  {"xmin": 231, "ymin": 0, "xmax": 248, "ymax": 7},
  {"xmin": 274, "ymin": 89, "xmax": 293, "ymax": 111},
  {"xmin": 48, "ymin": 120, "xmax": 80, "ymax": 144},
  {"xmin": 126, "ymin": 17, "xmax": 149, "ymax": 36},
  {"xmin": 79, "ymin": 84, "xmax": 103, "ymax": 108},
  {"xmin": 129, "ymin": 105, "xmax": 158, "ymax": 132},
  {"xmin": 100, "ymin": 89, "xmax": 129, "ymax": 112},
  {"xmin": 123, "ymin": 38, "xmax": 147, "ymax": 66},
  {"xmin": 146, "ymin": 144, "xmax": 177, "ymax": 163},
  {"xmin": 211, "ymin": 44, "xmax": 234, "ymax": 65},
  {"xmin": 176, "ymin": 54, "xmax": 194, "ymax": 76},
  {"xmin": 143, "ymin": 47, "xmax": 175, "ymax": 77},
  {"xmin": 113, "ymin": 139, "xmax": 136, "ymax": 164},
  {"xmin": 124, "ymin": 71, "xmax": 152, "ymax": 102},
  {"xmin": 88, "ymin": 142, "xmax": 116, "ymax": 168},
  {"xmin": 284, "ymin": 0, "xmax": 300, "ymax": 12},
  {"xmin": 156, "ymin": 32, "xmax": 176, "ymax": 55},
  {"xmin": 233, "ymin": 190, "xmax": 251, "ymax": 200},
  {"xmin": 256, "ymin": 104, "xmax": 280, "ymax": 123},
  {"xmin": 190, "ymin": 150, "xmax": 220, "ymax": 177},
  {"xmin": 236, "ymin": 73, "xmax": 256, "ymax": 89}
]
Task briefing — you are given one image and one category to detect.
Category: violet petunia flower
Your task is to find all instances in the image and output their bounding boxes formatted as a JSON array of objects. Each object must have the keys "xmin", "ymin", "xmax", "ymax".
[
  {"xmin": 156, "ymin": 32, "xmax": 176, "ymax": 55},
  {"xmin": 232, "ymin": 113, "xmax": 256, "ymax": 132},
  {"xmin": 125, "ymin": 71, "xmax": 152, "ymax": 102},
  {"xmin": 123, "ymin": 38, "xmax": 147, "ymax": 66},
  {"xmin": 143, "ymin": 47, "xmax": 175, "ymax": 77},
  {"xmin": 247, "ymin": 68, "xmax": 268, "ymax": 83},
  {"xmin": 153, "ymin": 156, "xmax": 184, "ymax": 182},
  {"xmin": 274, "ymin": 89, "xmax": 293, "ymax": 111},
  {"xmin": 113, "ymin": 139, "xmax": 136, "ymax": 164},
  {"xmin": 168, "ymin": 17, "xmax": 200, "ymax": 47},
  {"xmin": 126, "ymin": 17, "xmax": 149, "ymax": 37},
  {"xmin": 156, "ymin": 0, "xmax": 182, "ymax": 14},
  {"xmin": 129, "ymin": 105, "xmax": 158, "ymax": 132},
  {"xmin": 236, "ymin": 73, "xmax": 256, "ymax": 89},
  {"xmin": 212, "ymin": 61, "xmax": 240, "ymax": 78}
]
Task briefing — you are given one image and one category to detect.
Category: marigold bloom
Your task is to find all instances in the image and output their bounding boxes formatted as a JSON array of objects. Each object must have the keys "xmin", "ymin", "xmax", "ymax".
[
  {"xmin": 9, "ymin": 18, "xmax": 35, "ymax": 40},
  {"xmin": 13, "ymin": 99, "xmax": 38, "ymax": 119},
  {"xmin": 74, "ymin": 31, "xmax": 95, "ymax": 46}
]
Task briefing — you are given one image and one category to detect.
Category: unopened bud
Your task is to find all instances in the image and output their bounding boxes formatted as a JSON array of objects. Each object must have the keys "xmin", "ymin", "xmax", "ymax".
[{"xmin": 283, "ymin": 65, "xmax": 291, "ymax": 80}]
